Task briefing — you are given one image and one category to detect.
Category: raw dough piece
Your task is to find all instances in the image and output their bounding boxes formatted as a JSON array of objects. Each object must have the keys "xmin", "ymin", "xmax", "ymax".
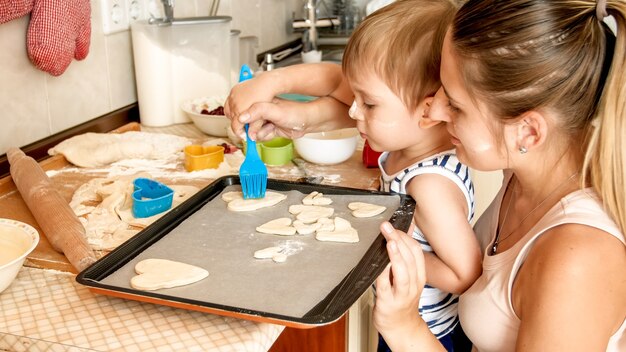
[
  {"xmin": 256, "ymin": 218, "xmax": 297, "ymax": 236},
  {"xmin": 293, "ymin": 220, "xmax": 321, "ymax": 235},
  {"xmin": 288, "ymin": 205, "xmax": 334, "ymax": 223},
  {"xmin": 253, "ymin": 246, "xmax": 288, "ymax": 263},
  {"xmin": 348, "ymin": 202, "xmax": 386, "ymax": 218},
  {"xmin": 316, "ymin": 217, "xmax": 335, "ymax": 232},
  {"xmin": 130, "ymin": 258, "xmax": 208, "ymax": 291},
  {"xmin": 48, "ymin": 131, "xmax": 190, "ymax": 168},
  {"xmin": 302, "ymin": 191, "xmax": 333, "ymax": 206},
  {"xmin": 221, "ymin": 191, "xmax": 243, "ymax": 203},
  {"xmin": 316, "ymin": 217, "xmax": 359, "ymax": 243},
  {"xmin": 272, "ymin": 253, "xmax": 288, "ymax": 263},
  {"xmin": 225, "ymin": 191, "xmax": 287, "ymax": 212},
  {"xmin": 253, "ymin": 246, "xmax": 282, "ymax": 259},
  {"xmin": 70, "ymin": 173, "xmax": 199, "ymax": 250}
]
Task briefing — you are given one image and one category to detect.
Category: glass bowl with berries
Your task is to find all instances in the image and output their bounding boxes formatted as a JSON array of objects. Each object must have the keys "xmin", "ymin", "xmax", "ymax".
[{"xmin": 181, "ymin": 96, "xmax": 231, "ymax": 137}]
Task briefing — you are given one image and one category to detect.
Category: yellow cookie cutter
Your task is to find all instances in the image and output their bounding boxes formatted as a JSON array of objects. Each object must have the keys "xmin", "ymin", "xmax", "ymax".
[{"xmin": 184, "ymin": 145, "xmax": 225, "ymax": 172}]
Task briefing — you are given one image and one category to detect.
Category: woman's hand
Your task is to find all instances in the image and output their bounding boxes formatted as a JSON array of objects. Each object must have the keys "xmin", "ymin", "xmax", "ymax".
[
  {"xmin": 373, "ymin": 222, "xmax": 444, "ymax": 351},
  {"xmin": 374, "ymin": 222, "xmax": 426, "ymax": 331}
]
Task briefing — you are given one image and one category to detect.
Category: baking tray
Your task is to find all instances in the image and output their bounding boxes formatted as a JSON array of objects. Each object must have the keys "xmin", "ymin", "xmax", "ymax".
[{"xmin": 77, "ymin": 176, "xmax": 415, "ymax": 328}]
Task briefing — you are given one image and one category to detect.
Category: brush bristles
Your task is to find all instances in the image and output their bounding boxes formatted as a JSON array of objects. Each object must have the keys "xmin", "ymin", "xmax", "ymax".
[{"xmin": 241, "ymin": 174, "xmax": 267, "ymax": 199}]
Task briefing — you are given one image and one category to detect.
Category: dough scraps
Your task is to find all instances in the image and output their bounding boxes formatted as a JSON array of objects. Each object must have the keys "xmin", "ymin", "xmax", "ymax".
[
  {"xmin": 130, "ymin": 258, "xmax": 208, "ymax": 291},
  {"xmin": 316, "ymin": 217, "xmax": 359, "ymax": 243},
  {"xmin": 288, "ymin": 205, "xmax": 334, "ymax": 223},
  {"xmin": 223, "ymin": 191, "xmax": 287, "ymax": 212},
  {"xmin": 302, "ymin": 191, "xmax": 333, "ymax": 206},
  {"xmin": 70, "ymin": 173, "xmax": 199, "ymax": 250},
  {"xmin": 48, "ymin": 131, "xmax": 191, "ymax": 168},
  {"xmin": 256, "ymin": 218, "xmax": 297, "ymax": 236},
  {"xmin": 253, "ymin": 246, "xmax": 288, "ymax": 263},
  {"xmin": 348, "ymin": 202, "xmax": 386, "ymax": 218}
]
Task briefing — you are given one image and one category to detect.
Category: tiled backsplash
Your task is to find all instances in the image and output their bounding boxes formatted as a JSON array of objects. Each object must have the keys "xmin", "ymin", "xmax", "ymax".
[{"xmin": 0, "ymin": 0, "xmax": 301, "ymax": 155}]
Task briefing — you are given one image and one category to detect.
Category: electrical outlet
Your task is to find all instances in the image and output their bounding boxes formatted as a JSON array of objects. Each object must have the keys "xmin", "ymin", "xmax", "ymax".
[
  {"xmin": 101, "ymin": 0, "xmax": 129, "ymax": 35},
  {"xmin": 126, "ymin": 0, "xmax": 148, "ymax": 23}
]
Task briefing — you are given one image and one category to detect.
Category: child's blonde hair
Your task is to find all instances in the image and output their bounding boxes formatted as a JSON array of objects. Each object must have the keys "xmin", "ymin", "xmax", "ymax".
[{"xmin": 342, "ymin": 0, "xmax": 459, "ymax": 112}]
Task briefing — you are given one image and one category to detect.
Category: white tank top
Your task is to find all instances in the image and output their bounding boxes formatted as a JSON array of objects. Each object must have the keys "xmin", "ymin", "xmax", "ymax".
[{"xmin": 458, "ymin": 173, "xmax": 626, "ymax": 352}]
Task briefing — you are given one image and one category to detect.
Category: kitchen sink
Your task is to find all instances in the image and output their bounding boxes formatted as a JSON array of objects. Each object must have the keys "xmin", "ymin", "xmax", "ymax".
[{"xmin": 274, "ymin": 48, "xmax": 344, "ymax": 68}]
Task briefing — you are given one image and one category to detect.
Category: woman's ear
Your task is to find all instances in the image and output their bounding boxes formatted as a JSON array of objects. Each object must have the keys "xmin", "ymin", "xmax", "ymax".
[
  {"xmin": 516, "ymin": 111, "xmax": 547, "ymax": 153},
  {"xmin": 417, "ymin": 96, "xmax": 443, "ymax": 129}
]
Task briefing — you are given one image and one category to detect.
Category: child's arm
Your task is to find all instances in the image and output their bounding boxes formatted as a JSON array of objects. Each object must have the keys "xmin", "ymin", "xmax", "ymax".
[
  {"xmin": 235, "ymin": 96, "xmax": 353, "ymax": 141},
  {"xmin": 225, "ymin": 63, "xmax": 353, "ymax": 139},
  {"xmin": 406, "ymin": 174, "xmax": 482, "ymax": 294}
]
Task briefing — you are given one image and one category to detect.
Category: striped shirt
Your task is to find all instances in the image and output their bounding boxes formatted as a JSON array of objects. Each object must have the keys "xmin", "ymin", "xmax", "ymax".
[{"xmin": 378, "ymin": 149, "xmax": 475, "ymax": 338}]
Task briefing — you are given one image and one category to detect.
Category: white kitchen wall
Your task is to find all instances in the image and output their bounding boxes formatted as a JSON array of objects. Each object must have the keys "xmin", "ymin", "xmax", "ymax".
[{"xmin": 0, "ymin": 0, "xmax": 302, "ymax": 155}]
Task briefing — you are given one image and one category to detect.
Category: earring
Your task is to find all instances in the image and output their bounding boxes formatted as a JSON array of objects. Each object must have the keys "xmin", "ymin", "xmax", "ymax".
[{"xmin": 519, "ymin": 146, "xmax": 528, "ymax": 154}]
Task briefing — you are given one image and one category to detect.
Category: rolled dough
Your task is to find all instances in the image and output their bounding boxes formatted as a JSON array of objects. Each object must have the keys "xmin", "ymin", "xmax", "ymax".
[{"xmin": 48, "ymin": 131, "xmax": 190, "ymax": 168}]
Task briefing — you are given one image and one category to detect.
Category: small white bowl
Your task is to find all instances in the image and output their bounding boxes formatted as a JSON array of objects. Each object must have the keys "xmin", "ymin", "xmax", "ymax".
[
  {"xmin": 0, "ymin": 218, "xmax": 39, "ymax": 294},
  {"xmin": 293, "ymin": 128, "xmax": 359, "ymax": 165},
  {"xmin": 181, "ymin": 97, "xmax": 230, "ymax": 137}
]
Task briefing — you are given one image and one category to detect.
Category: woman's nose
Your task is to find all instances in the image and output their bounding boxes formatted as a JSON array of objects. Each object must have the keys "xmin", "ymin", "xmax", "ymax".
[{"xmin": 428, "ymin": 88, "xmax": 451, "ymax": 123}]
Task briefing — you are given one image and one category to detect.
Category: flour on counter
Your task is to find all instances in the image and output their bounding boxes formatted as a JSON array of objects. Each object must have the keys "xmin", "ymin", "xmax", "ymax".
[{"xmin": 46, "ymin": 150, "xmax": 245, "ymax": 180}]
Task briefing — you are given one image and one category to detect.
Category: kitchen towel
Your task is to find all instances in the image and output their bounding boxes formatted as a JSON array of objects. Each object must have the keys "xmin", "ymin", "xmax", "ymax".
[{"xmin": 27, "ymin": 0, "xmax": 91, "ymax": 76}]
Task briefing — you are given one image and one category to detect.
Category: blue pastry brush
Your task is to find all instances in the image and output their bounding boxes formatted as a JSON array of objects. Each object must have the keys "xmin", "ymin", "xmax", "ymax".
[{"xmin": 237, "ymin": 64, "xmax": 267, "ymax": 199}]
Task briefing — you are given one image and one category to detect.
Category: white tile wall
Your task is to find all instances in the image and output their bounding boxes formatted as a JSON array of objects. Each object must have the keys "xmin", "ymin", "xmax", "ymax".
[{"xmin": 0, "ymin": 0, "xmax": 302, "ymax": 155}]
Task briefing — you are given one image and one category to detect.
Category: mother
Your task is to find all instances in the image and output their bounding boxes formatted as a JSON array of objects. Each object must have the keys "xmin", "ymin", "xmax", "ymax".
[
  {"xmin": 375, "ymin": 0, "xmax": 626, "ymax": 350},
  {"xmin": 227, "ymin": 0, "xmax": 626, "ymax": 350}
]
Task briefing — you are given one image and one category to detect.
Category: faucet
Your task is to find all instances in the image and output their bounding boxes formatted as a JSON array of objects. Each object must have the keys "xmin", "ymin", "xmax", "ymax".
[
  {"xmin": 161, "ymin": 0, "xmax": 174, "ymax": 23},
  {"xmin": 303, "ymin": 0, "xmax": 318, "ymax": 52}
]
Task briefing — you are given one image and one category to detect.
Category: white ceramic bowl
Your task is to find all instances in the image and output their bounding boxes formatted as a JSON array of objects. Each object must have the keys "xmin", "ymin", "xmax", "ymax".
[
  {"xmin": 0, "ymin": 218, "xmax": 39, "ymax": 293},
  {"xmin": 293, "ymin": 128, "xmax": 359, "ymax": 165},
  {"xmin": 181, "ymin": 96, "xmax": 230, "ymax": 137}
]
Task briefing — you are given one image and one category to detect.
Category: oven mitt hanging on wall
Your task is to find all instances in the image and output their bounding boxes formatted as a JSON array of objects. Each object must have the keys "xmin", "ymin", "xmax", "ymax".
[
  {"xmin": 0, "ymin": 0, "xmax": 34, "ymax": 24},
  {"xmin": 27, "ymin": 0, "xmax": 91, "ymax": 76}
]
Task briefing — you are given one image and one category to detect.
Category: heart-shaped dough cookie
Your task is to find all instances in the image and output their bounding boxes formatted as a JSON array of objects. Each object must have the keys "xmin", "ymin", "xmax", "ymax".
[
  {"xmin": 289, "ymin": 205, "xmax": 334, "ymax": 223},
  {"xmin": 316, "ymin": 217, "xmax": 335, "ymax": 232},
  {"xmin": 130, "ymin": 258, "xmax": 208, "ymax": 291},
  {"xmin": 226, "ymin": 191, "xmax": 287, "ymax": 212},
  {"xmin": 316, "ymin": 217, "xmax": 359, "ymax": 243},
  {"xmin": 256, "ymin": 218, "xmax": 297, "ymax": 236},
  {"xmin": 302, "ymin": 191, "xmax": 333, "ymax": 205},
  {"xmin": 253, "ymin": 246, "xmax": 282, "ymax": 259},
  {"xmin": 253, "ymin": 246, "xmax": 289, "ymax": 263},
  {"xmin": 348, "ymin": 202, "xmax": 386, "ymax": 218},
  {"xmin": 293, "ymin": 220, "xmax": 322, "ymax": 235}
]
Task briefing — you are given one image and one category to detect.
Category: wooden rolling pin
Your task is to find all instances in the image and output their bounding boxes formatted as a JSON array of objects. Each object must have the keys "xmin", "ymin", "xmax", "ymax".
[{"xmin": 7, "ymin": 147, "xmax": 97, "ymax": 272}]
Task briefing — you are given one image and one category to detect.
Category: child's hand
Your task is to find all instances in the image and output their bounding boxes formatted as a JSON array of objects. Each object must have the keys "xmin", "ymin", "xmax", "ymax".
[
  {"xmin": 373, "ymin": 222, "xmax": 426, "ymax": 339},
  {"xmin": 231, "ymin": 99, "xmax": 311, "ymax": 141},
  {"xmin": 225, "ymin": 73, "xmax": 280, "ymax": 139}
]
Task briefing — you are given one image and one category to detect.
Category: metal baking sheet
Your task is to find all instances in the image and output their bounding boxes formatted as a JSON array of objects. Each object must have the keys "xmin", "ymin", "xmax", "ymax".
[{"xmin": 77, "ymin": 176, "xmax": 415, "ymax": 327}]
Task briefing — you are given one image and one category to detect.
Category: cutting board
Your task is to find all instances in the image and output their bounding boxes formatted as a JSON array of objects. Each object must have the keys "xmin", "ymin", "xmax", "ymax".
[{"xmin": 0, "ymin": 123, "xmax": 142, "ymax": 272}]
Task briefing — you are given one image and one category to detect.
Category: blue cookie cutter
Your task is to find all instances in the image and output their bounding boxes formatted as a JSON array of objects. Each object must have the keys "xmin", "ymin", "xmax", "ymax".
[{"xmin": 132, "ymin": 178, "xmax": 174, "ymax": 218}]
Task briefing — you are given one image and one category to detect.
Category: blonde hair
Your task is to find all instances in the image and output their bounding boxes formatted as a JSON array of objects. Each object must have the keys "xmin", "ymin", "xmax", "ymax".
[
  {"xmin": 342, "ymin": 0, "xmax": 458, "ymax": 112},
  {"xmin": 450, "ymin": 0, "xmax": 626, "ymax": 234}
]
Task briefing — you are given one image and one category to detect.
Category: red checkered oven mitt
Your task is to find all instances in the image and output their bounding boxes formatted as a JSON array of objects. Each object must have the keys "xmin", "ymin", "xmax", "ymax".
[
  {"xmin": 0, "ymin": 0, "xmax": 34, "ymax": 24},
  {"xmin": 27, "ymin": 0, "xmax": 91, "ymax": 76}
]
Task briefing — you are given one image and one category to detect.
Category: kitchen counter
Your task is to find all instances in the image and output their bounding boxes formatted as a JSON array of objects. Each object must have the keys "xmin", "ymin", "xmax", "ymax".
[{"xmin": 0, "ymin": 123, "xmax": 380, "ymax": 351}]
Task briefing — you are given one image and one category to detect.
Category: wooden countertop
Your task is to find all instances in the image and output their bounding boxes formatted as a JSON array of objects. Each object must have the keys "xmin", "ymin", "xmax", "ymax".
[{"xmin": 0, "ymin": 123, "xmax": 380, "ymax": 351}]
